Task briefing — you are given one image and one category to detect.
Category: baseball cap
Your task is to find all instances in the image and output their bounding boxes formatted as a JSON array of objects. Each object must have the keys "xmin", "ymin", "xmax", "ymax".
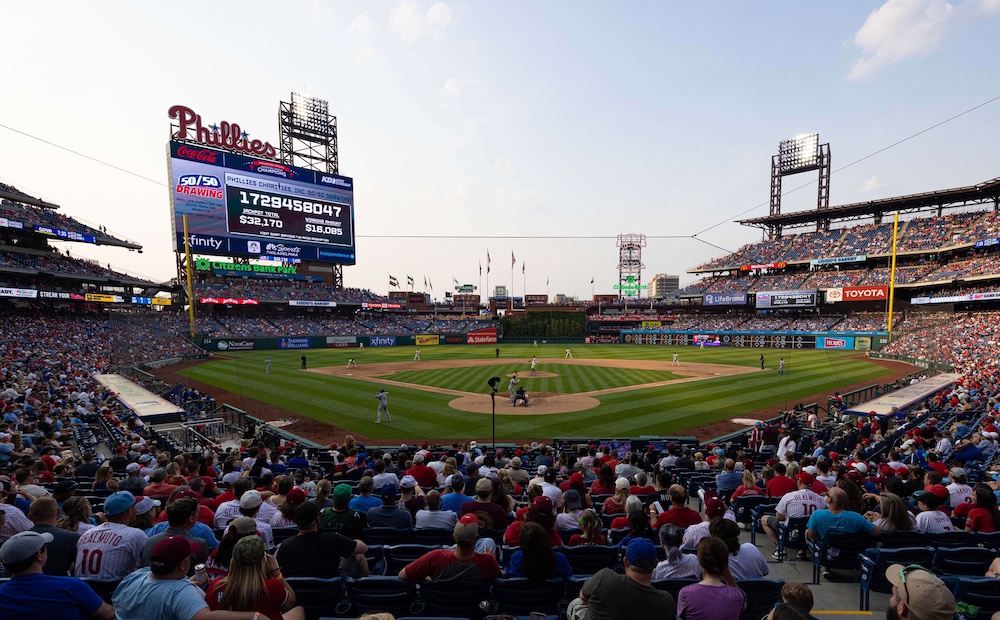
[
  {"xmin": 625, "ymin": 538, "xmax": 658, "ymax": 566},
  {"xmin": 704, "ymin": 496, "xmax": 727, "ymax": 519},
  {"xmin": 232, "ymin": 535, "xmax": 267, "ymax": 565},
  {"xmin": 103, "ymin": 491, "xmax": 136, "ymax": 516},
  {"xmin": 926, "ymin": 484, "xmax": 950, "ymax": 501},
  {"xmin": 828, "ymin": 451, "xmax": 840, "ymax": 461},
  {"xmin": 852, "ymin": 462, "xmax": 869, "ymax": 475},
  {"xmin": 796, "ymin": 472, "xmax": 815, "ymax": 486},
  {"xmin": 615, "ymin": 477, "xmax": 630, "ymax": 491},
  {"xmin": 509, "ymin": 456, "xmax": 522, "ymax": 468},
  {"xmin": 286, "ymin": 488, "xmax": 306, "ymax": 505},
  {"xmin": 333, "ymin": 483, "xmax": 353, "ymax": 503},
  {"xmin": 126, "ymin": 463, "xmax": 140, "ymax": 473},
  {"xmin": 569, "ymin": 472, "xmax": 584, "ymax": 486},
  {"xmin": 949, "ymin": 467, "xmax": 966, "ymax": 479},
  {"xmin": 0, "ymin": 531, "xmax": 53, "ymax": 565},
  {"xmin": 239, "ymin": 490, "xmax": 263, "ymax": 510},
  {"xmin": 469, "ymin": 441, "xmax": 477, "ymax": 449},
  {"xmin": 53, "ymin": 480, "xmax": 78, "ymax": 494},
  {"xmin": 532, "ymin": 495, "xmax": 554, "ymax": 516},
  {"xmin": 138, "ymin": 454, "xmax": 154, "ymax": 463},
  {"xmin": 803, "ymin": 466, "xmax": 819, "ymax": 476},
  {"xmin": 149, "ymin": 535, "xmax": 198, "ymax": 574},
  {"xmin": 379, "ymin": 483, "xmax": 398, "ymax": 500},
  {"xmin": 563, "ymin": 489, "xmax": 583, "ymax": 510},
  {"xmin": 400, "ymin": 475, "xmax": 418, "ymax": 489},
  {"xmin": 172, "ymin": 489, "xmax": 199, "ymax": 502},
  {"xmin": 134, "ymin": 496, "xmax": 161, "ymax": 515},
  {"xmin": 884, "ymin": 564, "xmax": 956, "ymax": 620},
  {"xmin": 228, "ymin": 517, "xmax": 258, "ymax": 536},
  {"xmin": 913, "ymin": 489, "xmax": 945, "ymax": 507},
  {"xmin": 537, "ymin": 465, "xmax": 547, "ymax": 475},
  {"xmin": 475, "ymin": 478, "xmax": 493, "ymax": 494},
  {"xmin": 454, "ymin": 513, "xmax": 479, "ymax": 543}
]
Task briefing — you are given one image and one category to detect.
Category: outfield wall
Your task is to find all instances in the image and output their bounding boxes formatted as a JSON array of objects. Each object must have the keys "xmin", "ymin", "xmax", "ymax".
[
  {"xmin": 620, "ymin": 330, "xmax": 890, "ymax": 351},
  {"xmin": 198, "ymin": 331, "xmax": 495, "ymax": 352}
]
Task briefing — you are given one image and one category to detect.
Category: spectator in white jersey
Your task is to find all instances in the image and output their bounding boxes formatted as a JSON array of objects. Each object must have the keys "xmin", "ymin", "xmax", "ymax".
[
  {"xmin": 761, "ymin": 472, "xmax": 827, "ymax": 560},
  {"xmin": 74, "ymin": 490, "xmax": 147, "ymax": 579}
]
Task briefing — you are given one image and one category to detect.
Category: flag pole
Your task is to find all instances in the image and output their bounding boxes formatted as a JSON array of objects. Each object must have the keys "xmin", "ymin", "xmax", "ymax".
[{"xmin": 887, "ymin": 212, "xmax": 899, "ymax": 340}]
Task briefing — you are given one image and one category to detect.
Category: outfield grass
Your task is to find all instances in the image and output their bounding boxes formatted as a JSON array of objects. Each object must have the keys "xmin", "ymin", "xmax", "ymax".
[{"xmin": 179, "ymin": 344, "xmax": 894, "ymax": 440}]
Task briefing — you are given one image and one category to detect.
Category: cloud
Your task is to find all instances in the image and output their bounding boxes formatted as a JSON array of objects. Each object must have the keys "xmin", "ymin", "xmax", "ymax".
[
  {"xmin": 350, "ymin": 14, "xmax": 374, "ymax": 34},
  {"xmin": 356, "ymin": 40, "xmax": 374, "ymax": 64},
  {"xmin": 861, "ymin": 176, "xmax": 884, "ymax": 193},
  {"xmin": 300, "ymin": 0, "xmax": 334, "ymax": 23},
  {"xmin": 848, "ymin": 0, "xmax": 1000, "ymax": 81},
  {"xmin": 494, "ymin": 157, "xmax": 516, "ymax": 178},
  {"xmin": 390, "ymin": 0, "xmax": 452, "ymax": 42},
  {"xmin": 443, "ymin": 77, "xmax": 475, "ymax": 97}
]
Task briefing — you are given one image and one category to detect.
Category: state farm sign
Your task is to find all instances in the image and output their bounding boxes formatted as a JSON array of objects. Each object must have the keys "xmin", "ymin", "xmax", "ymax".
[
  {"xmin": 466, "ymin": 328, "xmax": 498, "ymax": 345},
  {"xmin": 826, "ymin": 286, "xmax": 887, "ymax": 303}
]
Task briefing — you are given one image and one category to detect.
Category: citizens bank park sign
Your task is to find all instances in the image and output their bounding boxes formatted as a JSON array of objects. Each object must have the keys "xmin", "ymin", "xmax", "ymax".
[{"xmin": 825, "ymin": 286, "xmax": 888, "ymax": 303}]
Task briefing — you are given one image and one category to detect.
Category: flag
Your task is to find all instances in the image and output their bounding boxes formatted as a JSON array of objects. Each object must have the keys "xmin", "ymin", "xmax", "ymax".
[
  {"xmin": 522, "ymin": 261, "xmax": 525, "ymax": 274},
  {"xmin": 389, "ymin": 275, "xmax": 398, "ymax": 288},
  {"xmin": 546, "ymin": 276, "xmax": 549, "ymax": 286},
  {"xmin": 407, "ymin": 275, "xmax": 414, "ymax": 286},
  {"xmin": 479, "ymin": 261, "xmax": 482, "ymax": 276},
  {"xmin": 423, "ymin": 275, "xmax": 427, "ymax": 289},
  {"xmin": 453, "ymin": 276, "xmax": 459, "ymax": 286},
  {"xmin": 511, "ymin": 250, "xmax": 516, "ymax": 267},
  {"xmin": 428, "ymin": 277, "xmax": 433, "ymax": 291},
  {"xmin": 591, "ymin": 277, "xmax": 594, "ymax": 284},
  {"xmin": 487, "ymin": 250, "xmax": 491, "ymax": 274}
]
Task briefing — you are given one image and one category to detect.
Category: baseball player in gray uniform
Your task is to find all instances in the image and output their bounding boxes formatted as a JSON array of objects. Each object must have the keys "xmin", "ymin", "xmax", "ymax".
[
  {"xmin": 375, "ymin": 388, "xmax": 391, "ymax": 423},
  {"xmin": 508, "ymin": 375, "xmax": 519, "ymax": 405}
]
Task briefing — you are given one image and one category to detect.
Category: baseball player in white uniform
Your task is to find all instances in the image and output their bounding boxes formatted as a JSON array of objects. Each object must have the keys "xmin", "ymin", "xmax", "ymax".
[
  {"xmin": 264, "ymin": 358, "xmax": 271, "ymax": 374},
  {"xmin": 565, "ymin": 348, "xmax": 572, "ymax": 359},
  {"xmin": 75, "ymin": 491, "xmax": 147, "ymax": 579},
  {"xmin": 530, "ymin": 356, "xmax": 538, "ymax": 375},
  {"xmin": 346, "ymin": 358, "xmax": 358, "ymax": 368},
  {"xmin": 413, "ymin": 349, "xmax": 421, "ymax": 361},
  {"xmin": 672, "ymin": 352, "xmax": 680, "ymax": 366},
  {"xmin": 778, "ymin": 358, "xmax": 785, "ymax": 374},
  {"xmin": 376, "ymin": 388, "xmax": 390, "ymax": 423}
]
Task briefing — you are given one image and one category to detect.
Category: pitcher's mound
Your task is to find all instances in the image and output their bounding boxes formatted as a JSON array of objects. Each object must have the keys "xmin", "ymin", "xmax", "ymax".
[{"xmin": 449, "ymin": 393, "xmax": 599, "ymax": 415}]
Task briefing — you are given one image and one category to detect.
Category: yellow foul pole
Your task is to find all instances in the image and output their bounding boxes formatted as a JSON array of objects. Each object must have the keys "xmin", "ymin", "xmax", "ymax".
[
  {"xmin": 887, "ymin": 212, "xmax": 899, "ymax": 340},
  {"xmin": 183, "ymin": 215, "xmax": 195, "ymax": 339}
]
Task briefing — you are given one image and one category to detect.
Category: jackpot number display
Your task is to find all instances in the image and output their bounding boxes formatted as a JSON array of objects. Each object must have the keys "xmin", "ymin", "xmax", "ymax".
[{"xmin": 226, "ymin": 187, "xmax": 349, "ymax": 245}]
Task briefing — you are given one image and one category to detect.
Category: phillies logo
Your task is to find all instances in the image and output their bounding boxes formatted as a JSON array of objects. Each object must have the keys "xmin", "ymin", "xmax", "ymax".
[
  {"xmin": 176, "ymin": 145, "xmax": 219, "ymax": 163},
  {"xmin": 169, "ymin": 105, "xmax": 277, "ymax": 158}
]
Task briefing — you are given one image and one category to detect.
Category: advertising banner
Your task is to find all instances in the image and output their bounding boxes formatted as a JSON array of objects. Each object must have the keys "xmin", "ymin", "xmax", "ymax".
[
  {"xmin": 640, "ymin": 321, "xmax": 662, "ymax": 329},
  {"xmin": 466, "ymin": 328, "xmax": 498, "ymax": 345},
  {"xmin": 34, "ymin": 225, "xmax": 96, "ymax": 244},
  {"xmin": 817, "ymin": 336, "xmax": 855, "ymax": 349},
  {"xmin": 214, "ymin": 339, "xmax": 256, "ymax": 351},
  {"xmin": 168, "ymin": 139, "xmax": 355, "ymax": 265},
  {"xmin": 755, "ymin": 290, "xmax": 817, "ymax": 309},
  {"xmin": 911, "ymin": 290, "xmax": 1000, "ymax": 305},
  {"xmin": 855, "ymin": 336, "xmax": 872, "ymax": 351},
  {"xmin": 415, "ymin": 335, "xmax": 440, "ymax": 346},
  {"xmin": 809, "ymin": 255, "xmax": 866, "ymax": 267},
  {"xmin": 362, "ymin": 302, "xmax": 403, "ymax": 310},
  {"xmin": 827, "ymin": 286, "xmax": 887, "ymax": 303},
  {"xmin": 289, "ymin": 300, "xmax": 337, "ymax": 307},
  {"xmin": 0, "ymin": 217, "xmax": 24, "ymax": 229},
  {"xmin": 199, "ymin": 297, "xmax": 259, "ymax": 305},
  {"xmin": 974, "ymin": 238, "xmax": 1000, "ymax": 249},
  {"xmin": 326, "ymin": 336, "xmax": 356, "ymax": 348},
  {"xmin": 0, "ymin": 287, "xmax": 38, "ymax": 299},
  {"xmin": 278, "ymin": 337, "xmax": 311, "ymax": 349},
  {"xmin": 152, "ymin": 298, "xmax": 172, "ymax": 306},
  {"xmin": 39, "ymin": 291, "xmax": 74, "ymax": 299},
  {"xmin": 739, "ymin": 261, "xmax": 786, "ymax": 271},
  {"xmin": 85, "ymin": 293, "xmax": 124, "ymax": 303},
  {"xmin": 703, "ymin": 292, "xmax": 747, "ymax": 306},
  {"xmin": 443, "ymin": 334, "xmax": 466, "ymax": 344},
  {"xmin": 369, "ymin": 336, "xmax": 397, "ymax": 347}
]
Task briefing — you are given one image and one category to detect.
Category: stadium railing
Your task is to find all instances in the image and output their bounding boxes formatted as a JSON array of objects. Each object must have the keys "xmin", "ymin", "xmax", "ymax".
[{"xmin": 869, "ymin": 352, "xmax": 955, "ymax": 373}]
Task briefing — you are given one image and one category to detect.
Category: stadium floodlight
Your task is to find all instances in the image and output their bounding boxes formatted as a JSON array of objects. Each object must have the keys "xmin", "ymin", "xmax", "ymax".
[{"xmin": 778, "ymin": 133, "xmax": 820, "ymax": 174}]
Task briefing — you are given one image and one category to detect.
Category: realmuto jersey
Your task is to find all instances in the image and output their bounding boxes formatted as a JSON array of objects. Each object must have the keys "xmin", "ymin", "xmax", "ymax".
[
  {"xmin": 75, "ymin": 521, "xmax": 148, "ymax": 579},
  {"xmin": 775, "ymin": 490, "xmax": 826, "ymax": 520}
]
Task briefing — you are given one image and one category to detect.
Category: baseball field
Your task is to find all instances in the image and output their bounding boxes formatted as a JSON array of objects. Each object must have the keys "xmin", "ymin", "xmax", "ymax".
[{"xmin": 172, "ymin": 344, "xmax": 901, "ymax": 443}]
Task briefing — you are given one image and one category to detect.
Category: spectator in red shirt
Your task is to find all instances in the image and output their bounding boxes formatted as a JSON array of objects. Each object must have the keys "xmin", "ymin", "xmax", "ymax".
[
  {"xmin": 406, "ymin": 453, "xmax": 438, "ymax": 489},
  {"xmin": 965, "ymin": 487, "xmax": 1000, "ymax": 533},
  {"xmin": 650, "ymin": 485, "xmax": 703, "ymax": 530},
  {"xmin": 730, "ymin": 469, "xmax": 764, "ymax": 503},
  {"xmin": 589, "ymin": 464, "xmax": 616, "ymax": 497},
  {"xmin": 766, "ymin": 463, "xmax": 797, "ymax": 498}
]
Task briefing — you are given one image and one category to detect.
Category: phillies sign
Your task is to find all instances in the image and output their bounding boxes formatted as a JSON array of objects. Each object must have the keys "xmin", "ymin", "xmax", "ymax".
[{"xmin": 169, "ymin": 105, "xmax": 277, "ymax": 158}]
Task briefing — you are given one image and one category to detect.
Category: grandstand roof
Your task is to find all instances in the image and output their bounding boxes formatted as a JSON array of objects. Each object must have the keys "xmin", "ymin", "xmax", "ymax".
[{"xmin": 738, "ymin": 176, "xmax": 1000, "ymax": 229}]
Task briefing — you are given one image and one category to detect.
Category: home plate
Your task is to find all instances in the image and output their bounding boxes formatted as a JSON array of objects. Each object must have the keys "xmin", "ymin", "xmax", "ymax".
[{"xmin": 731, "ymin": 418, "xmax": 762, "ymax": 426}]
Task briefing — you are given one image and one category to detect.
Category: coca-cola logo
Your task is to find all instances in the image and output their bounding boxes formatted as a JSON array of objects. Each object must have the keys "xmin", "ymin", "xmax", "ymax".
[
  {"xmin": 169, "ymin": 104, "xmax": 277, "ymax": 158},
  {"xmin": 176, "ymin": 145, "xmax": 219, "ymax": 163}
]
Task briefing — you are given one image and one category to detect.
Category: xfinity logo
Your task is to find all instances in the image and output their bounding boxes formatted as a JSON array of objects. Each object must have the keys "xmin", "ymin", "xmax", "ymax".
[
  {"xmin": 370, "ymin": 336, "xmax": 396, "ymax": 347},
  {"xmin": 187, "ymin": 235, "xmax": 224, "ymax": 250}
]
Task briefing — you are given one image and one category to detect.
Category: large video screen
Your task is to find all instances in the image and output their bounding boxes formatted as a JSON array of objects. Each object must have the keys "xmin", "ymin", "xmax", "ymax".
[{"xmin": 168, "ymin": 141, "xmax": 355, "ymax": 264}]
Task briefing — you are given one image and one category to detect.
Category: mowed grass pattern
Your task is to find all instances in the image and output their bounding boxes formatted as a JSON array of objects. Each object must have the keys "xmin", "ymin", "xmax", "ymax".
[
  {"xmin": 385, "ymin": 364, "xmax": 681, "ymax": 393},
  {"xmin": 181, "ymin": 345, "xmax": 894, "ymax": 440}
]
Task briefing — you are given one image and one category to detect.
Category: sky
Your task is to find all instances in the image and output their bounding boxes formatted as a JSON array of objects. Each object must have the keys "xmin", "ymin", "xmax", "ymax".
[{"xmin": 1, "ymin": 1, "xmax": 998, "ymax": 300}]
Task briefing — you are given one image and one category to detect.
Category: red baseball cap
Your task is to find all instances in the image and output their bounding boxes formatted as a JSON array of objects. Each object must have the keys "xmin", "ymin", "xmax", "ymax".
[
  {"xmin": 796, "ymin": 473, "xmax": 815, "ymax": 486},
  {"xmin": 569, "ymin": 472, "xmax": 584, "ymax": 486},
  {"xmin": 926, "ymin": 484, "xmax": 949, "ymax": 500},
  {"xmin": 828, "ymin": 451, "xmax": 840, "ymax": 461}
]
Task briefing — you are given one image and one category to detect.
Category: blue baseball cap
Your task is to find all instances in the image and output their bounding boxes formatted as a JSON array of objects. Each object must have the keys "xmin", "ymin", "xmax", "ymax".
[
  {"xmin": 103, "ymin": 491, "xmax": 136, "ymax": 516},
  {"xmin": 625, "ymin": 538, "xmax": 657, "ymax": 566}
]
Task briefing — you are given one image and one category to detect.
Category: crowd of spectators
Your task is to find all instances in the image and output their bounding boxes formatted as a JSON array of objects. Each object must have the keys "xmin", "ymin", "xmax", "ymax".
[
  {"xmin": 194, "ymin": 279, "xmax": 387, "ymax": 304},
  {"xmin": 829, "ymin": 312, "xmax": 900, "ymax": 333},
  {"xmin": 0, "ymin": 249, "xmax": 155, "ymax": 284},
  {"xmin": 0, "ymin": 184, "xmax": 114, "ymax": 243}
]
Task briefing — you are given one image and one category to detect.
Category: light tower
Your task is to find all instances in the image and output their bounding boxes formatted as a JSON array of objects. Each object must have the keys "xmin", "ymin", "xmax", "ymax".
[
  {"xmin": 616, "ymin": 233, "xmax": 646, "ymax": 300},
  {"xmin": 769, "ymin": 133, "xmax": 831, "ymax": 237},
  {"xmin": 278, "ymin": 93, "xmax": 343, "ymax": 286}
]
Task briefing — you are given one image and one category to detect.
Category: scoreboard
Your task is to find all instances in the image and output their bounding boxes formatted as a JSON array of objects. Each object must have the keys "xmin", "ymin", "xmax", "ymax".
[{"xmin": 623, "ymin": 332, "xmax": 816, "ymax": 349}]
